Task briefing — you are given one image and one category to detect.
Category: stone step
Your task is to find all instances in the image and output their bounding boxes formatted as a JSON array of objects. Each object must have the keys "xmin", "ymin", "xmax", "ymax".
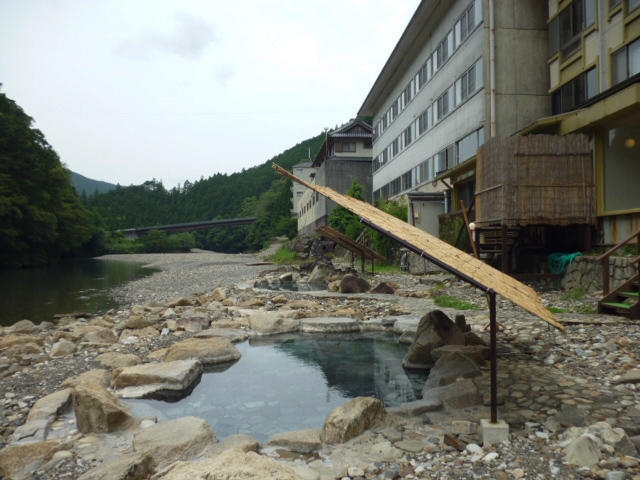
[
  {"xmin": 619, "ymin": 291, "xmax": 639, "ymax": 298},
  {"xmin": 600, "ymin": 301, "xmax": 632, "ymax": 310}
]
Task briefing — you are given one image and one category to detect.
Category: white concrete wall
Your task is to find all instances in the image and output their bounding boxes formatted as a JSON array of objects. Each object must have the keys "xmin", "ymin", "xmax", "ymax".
[{"xmin": 371, "ymin": 0, "xmax": 485, "ymax": 192}]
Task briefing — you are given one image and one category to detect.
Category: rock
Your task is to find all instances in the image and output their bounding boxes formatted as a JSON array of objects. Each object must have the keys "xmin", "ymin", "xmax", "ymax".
[
  {"xmin": 6, "ymin": 341, "xmax": 44, "ymax": 357},
  {"xmin": 394, "ymin": 439, "xmax": 425, "ymax": 453},
  {"xmin": 464, "ymin": 331, "xmax": 487, "ymax": 346},
  {"xmin": 267, "ymin": 429, "xmax": 322, "ymax": 453},
  {"xmin": 50, "ymin": 338, "xmax": 76, "ymax": 357},
  {"xmin": 300, "ymin": 317, "xmax": 359, "ymax": 333},
  {"xmin": 164, "ymin": 337, "xmax": 241, "ymax": 366},
  {"xmin": 424, "ymin": 352, "xmax": 482, "ymax": 389},
  {"xmin": 73, "ymin": 382, "xmax": 135, "ymax": 433},
  {"xmin": 452, "ymin": 419, "xmax": 478, "ymax": 435},
  {"xmin": 564, "ymin": 434, "xmax": 601, "ymax": 467},
  {"xmin": 157, "ymin": 448, "xmax": 299, "ymax": 480},
  {"xmin": 611, "ymin": 369, "xmax": 640, "ymax": 384},
  {"xmin": 133, "ymin": 416, "xmax": 217, "ymax": 467},
  {"xmin": 328, "ymin": 280, "xmax": 341, "ymax": 292},
  {"xmin": 167, "ymin": 296, "xmax": 194, "ymax": 308},
  {"xmin": 78, "ymin": 453, "xmax": 154, "ymax": 480},
  {"xmin": 210, "ymin": 434, "xmax": 260, "ymax": 455},
  {"xmin": 82, "ymin": 327, "xmax": 118, "ymax": 344},
  {"xmin": 444, "ymin": 433, "xmax": 467, "ymax": 451},
  {"xmin": 112, "ymin": 359, "xmax": 203, "ymax": 400},
  {"xmin": 423, "ymin": 378, "xmax": 482, "ymax": 409},
  {"xmin": 370, "ymin": 282, "xmax": 395, "ymax": 294},
  {"xmin": 431, "ymin": 344, "xmax": 489, "ymax": 363},
  {"xmin": 120, "ymin": 327, "xmax": 159, "ymax": 340},
  {"xmin": 284, "ymin": 299, "xmax": 316, "ymax": 309},
  {"xmin": 386, "ymin": 397, "xmax": 442, "ymax": 416},
  {"xmin": 321, "ymin": 397, "xmax": 386, "ymax": 444},
  {"xmin": 61, "ymin": 369, "xmax": 111, "ymax": 389},
  {"xmin": 176, "ymin": 315, "xmax": 210, "ymax": 333},
  {"xmin": 13, "ymin": 388, "xmax": 74, "ymax": 442},
  {"xmin": 123, "ymin": 315, "xmax": 152, "ymax": 330},
  {"xmin": 390, "ymin": 316, "xmax": 421, "ymax": 335},
  {"xmin": 340, "ymin": 274, "xmax": 370, "ymax": 293},
  {"xmin": 247, "ymin": 311, "xmax": 299, "ymax": 336},
  {"xmin": 211, "ymin": 287, "xmax": 228, "ymax": 302},
  {"xmin": 402, "ymin": 310, "xmax": 465, "ymax": 369},
  {"xmin": 308, "ymin": 264, "xmax": 332, "ymax": 283},
  {"xmin": 194, "ymin": 328, "xmax": 249, "ymax": 343},
  {"xmin": 7, "ymin": 319, "xmax": 38, "ymax": 334},
  {"xmin": 95, "ymin": 352, "xmax": 141, "ymax": 368},
  {"xmin": 0, "ymin": 334, "xmax": 43, "ymax": 349},
  {"xmin": 553, "ymin": 406, "xmax": 585, "ymax": 427},
  {"xmin": 0, "ymin": 440, "xmax": 67, "ymax": 480},
  {"xmin": 588, "ymin": 421, "xmax": 637, "ymax": 456}
]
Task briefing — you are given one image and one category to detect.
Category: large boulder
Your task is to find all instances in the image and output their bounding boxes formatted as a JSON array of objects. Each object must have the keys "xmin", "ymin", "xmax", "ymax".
[
  {"xmin": 424, "ymin": 352, "xmax": 482, "ymax": 389},
  {"xmin": 402, "ymin": 310, "xmax": 465, "ymax": 369},
  {"xmin": 370, "ymin": 282, "xmax": 395, "ymax": 294},
  {"xmin": 133, "ymin": 416, "xmax": 217, "ymax": 468},
  {"xmin": 0, "ymin": 334, "xmax": 43, "ymax": 349},
  {"xmin": 247, "ymin": 311, "xmax": 299, "ymax": 336},
  {"xmin": 73, "ymin": 382, "xmax": 135, "ymax": 433},
  {"xmin": 0, "ymin": 440, "xmax": 67, "ymax": 480},
  {"xmin": 267, "ymin": 429, "xmax": 322, "ymax": 453},
  {"xmin": 194, "ymin": 328, "xmax": 249, "ymax": 343},
  {"xmin": 422, "ymin": 378, "xmax": 482, "ymax": 409},
  {"xmin": 13, "ymin": 389, "xmax": 73, "ymax": 444},
  {"xmin": 164, "ymin": 337, "xmax": 241, "ymax": 366},
  {"xmin": 431, "ymin": 344, "xmax": 489, "ymax": 364},
  {"xmin": 564, "ymin": 434, "xmax": 601, "ymax": 467},
  {"xmin": 112, "ymin": 359, "xmax": 203, "ymax": 400},
  {"xmin": 339, "ymin": 274, "xmax": 370, "ymax": 294},
  {"xmin": 62, "ymin": 369, "xmax": 111, "ymax": 389},
  {"xmin": 300, "ymin": 317, "xmax": 359, "ymax": 334},
  {"xmin": 78, "ymin": 453, "xmax": 154, "ymax": 480},
  {"xmin": 155, "ymin": 448, "xmax": 300, "ymax": 480},
  {"xmin": 321, "ymin": 397, "xmax": 386, "ymax": 444}
]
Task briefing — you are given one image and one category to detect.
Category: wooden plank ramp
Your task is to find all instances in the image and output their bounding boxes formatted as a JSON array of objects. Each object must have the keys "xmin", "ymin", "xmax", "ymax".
[{"xmin": 274, "ymin": 163, "xmax": 564, "ymax": 332}]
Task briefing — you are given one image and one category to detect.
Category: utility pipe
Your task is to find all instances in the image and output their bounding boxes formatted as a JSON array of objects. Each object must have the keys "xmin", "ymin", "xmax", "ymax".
[{"xmin": 489, "ymin": 0, "xmax": 496, "ymax": 137}]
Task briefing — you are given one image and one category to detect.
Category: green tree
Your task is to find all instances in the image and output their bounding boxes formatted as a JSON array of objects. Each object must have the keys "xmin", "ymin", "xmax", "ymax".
[
  {"xmin": 0, "ymin": 92, "xmax": 100, "ymax": 267},
  {"xmin": 328, "ymin": 179, "xmax": 365, "ymax": 239}
]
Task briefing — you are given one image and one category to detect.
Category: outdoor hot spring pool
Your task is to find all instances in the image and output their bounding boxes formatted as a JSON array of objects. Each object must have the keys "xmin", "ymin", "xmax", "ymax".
[{"xmin": 125, "ymin": 333, "xmax": 428, "ymax": 442}]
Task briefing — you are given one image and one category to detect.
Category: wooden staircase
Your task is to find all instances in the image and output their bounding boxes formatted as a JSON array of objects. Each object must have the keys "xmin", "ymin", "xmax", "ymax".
[
  {"xmin": 475, "ymin": 226, "xmax": 521, "ymax": 272},
  {"xmin": 597, "ymin": 229, "xmax": 640, "ymax": 319}
]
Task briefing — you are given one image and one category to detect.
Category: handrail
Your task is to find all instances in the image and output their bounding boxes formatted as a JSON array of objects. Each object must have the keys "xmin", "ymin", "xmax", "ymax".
[{"xmin": 598, "ymin": 228, "xmax": 640, "ymax": 295}]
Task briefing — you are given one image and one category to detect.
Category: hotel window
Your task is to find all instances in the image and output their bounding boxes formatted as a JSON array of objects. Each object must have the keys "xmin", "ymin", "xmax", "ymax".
[
  {"xmin": 549, "ymin": 0, "xmax": 595, "ymax": 58},
  {"xmin": 612, "ymin": 38, "xmax": 640, "ymax": 85},
  {"xmin": 610, "ymin": 0, "xmax": 622, "ymax": 7},
  {"xmin": 551, "ymin": 67, "xmax": 597, "ymax": 114},
  {"xmin": 631, "ymin": 0, "xmax": 640, "ymax": 11},
  {"xmin": 402, "ymin": 171, "xmax": 412, "ymax": 191}
]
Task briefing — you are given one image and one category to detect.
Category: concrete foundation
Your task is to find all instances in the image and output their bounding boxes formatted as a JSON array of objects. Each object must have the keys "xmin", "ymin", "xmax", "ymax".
[{"xmin": 480, "ymin": 418, "xmax": 509, "ymax": 445}]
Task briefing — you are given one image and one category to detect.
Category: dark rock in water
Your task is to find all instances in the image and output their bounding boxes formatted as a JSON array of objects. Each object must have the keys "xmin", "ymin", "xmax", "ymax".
[
  {"xmin": 310, "ymin": 238, "xmax": 336, "ymax": 257},
  {"xmin": 340, "ymin": 274, "xmax": 371, "ymax": 294},
  {"xmin": 370, "ymin": 282, "xmax": 395, "ymax": 294},
  {"xmin": 464, "ymin": 331, "xmax": 487, "ymax": 346},
  {"xmin": 402, "ymin": 310, "xmax": 465, "ymax": 369},
  {"xmin": 424, "ymin": 352, "xmax": 482, "ymax": 389}
]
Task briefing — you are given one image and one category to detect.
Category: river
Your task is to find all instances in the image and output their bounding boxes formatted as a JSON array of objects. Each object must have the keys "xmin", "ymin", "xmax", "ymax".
[{"xmin": 0, "ymin": 259, "xmax": 156, "ymax": 326}]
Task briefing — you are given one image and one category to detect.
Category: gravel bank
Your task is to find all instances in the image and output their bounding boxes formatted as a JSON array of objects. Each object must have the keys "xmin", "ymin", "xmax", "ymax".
[{"xmin": 97, "ymin": 250, "xmax": 274, "ymax": 307}]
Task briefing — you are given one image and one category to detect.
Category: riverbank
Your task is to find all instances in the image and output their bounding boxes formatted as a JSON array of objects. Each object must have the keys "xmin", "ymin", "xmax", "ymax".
[
  {"xmin": 97, "ymin": 250, "xmax": 275, "ymax": 307},
  {"xmin": 0, "ymin": 252, "xmax": 638, "ymax": 479}
]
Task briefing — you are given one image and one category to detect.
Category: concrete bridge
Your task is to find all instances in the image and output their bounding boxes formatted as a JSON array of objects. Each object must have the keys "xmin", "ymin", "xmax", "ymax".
[{"xmin": 119, "ymin": 217, "xmax": 256, "ymax": 239}]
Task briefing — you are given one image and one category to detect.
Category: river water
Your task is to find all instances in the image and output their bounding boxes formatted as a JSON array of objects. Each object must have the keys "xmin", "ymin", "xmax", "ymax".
[{"xmin": 0, "ymin": 259, "xmax": 156, "ymax": 326}]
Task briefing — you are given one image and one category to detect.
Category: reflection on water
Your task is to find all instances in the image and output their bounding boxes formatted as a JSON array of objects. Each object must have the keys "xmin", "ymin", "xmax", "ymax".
[
  {"xmin": 126, "ymin": 333, "xmax": 428, "ymax": 442},
  {"xmin": 0, "ymin": 259, "xmax": 156, "ymax": 326}
]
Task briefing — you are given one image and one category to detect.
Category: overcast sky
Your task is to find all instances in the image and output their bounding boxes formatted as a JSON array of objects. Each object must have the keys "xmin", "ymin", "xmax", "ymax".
[{"xmin": 1, "ymin": 0, "xmax": 418, "ymax": 188}]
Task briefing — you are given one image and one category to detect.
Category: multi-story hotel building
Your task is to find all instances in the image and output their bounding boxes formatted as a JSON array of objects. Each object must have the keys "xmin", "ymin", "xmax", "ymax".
[
  {"xmin": 358, "ymin": 0, "xmax": 550, "ymax": 232},
  {"xmin": 522, "ymin": 0, "xmax": 640, "ymax": 242}
]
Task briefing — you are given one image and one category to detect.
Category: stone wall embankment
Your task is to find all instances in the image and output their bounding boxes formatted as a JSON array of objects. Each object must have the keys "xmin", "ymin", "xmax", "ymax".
[{"xmin": 562, "ymin": 255, "xmax": 637, "ymax": 292}]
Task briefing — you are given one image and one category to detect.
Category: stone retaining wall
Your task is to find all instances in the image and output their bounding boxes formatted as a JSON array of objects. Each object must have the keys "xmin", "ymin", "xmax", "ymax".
[{"xmin": 562, "ymin": 256, "xmax": 637, "ymax": 293}]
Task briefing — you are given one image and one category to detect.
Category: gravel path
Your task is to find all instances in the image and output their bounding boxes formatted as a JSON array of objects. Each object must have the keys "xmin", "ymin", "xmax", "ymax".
[{"xmin": 96, "ymin": 250, "xmax": 275, "ymax": 307}]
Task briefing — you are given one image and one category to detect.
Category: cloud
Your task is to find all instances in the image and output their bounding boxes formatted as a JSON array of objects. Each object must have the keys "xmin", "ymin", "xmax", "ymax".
[
  {"xmin": 116, "ymin": 13, "xmax": 217, "ymax": 59},
  {"xmin": 214, "ymin": 64, "xmax": 234, "ymax": 85}
]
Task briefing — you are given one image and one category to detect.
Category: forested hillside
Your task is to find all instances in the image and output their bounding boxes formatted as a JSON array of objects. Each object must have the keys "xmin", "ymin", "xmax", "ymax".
[
  {"xmin": 70, "ymin": 171, "xmax": 116, "ymax": 196},
  {"xmin": 0, "ymin": 92, "xmax": 101, "ymax": 267},
  {"xmin": 85, "ymin": 134, "xmax": 324, "ymax": 252}
]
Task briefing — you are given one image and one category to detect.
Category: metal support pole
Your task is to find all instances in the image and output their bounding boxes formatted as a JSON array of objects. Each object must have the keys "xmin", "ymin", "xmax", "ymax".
[{"xmin": 489, "ymin": 290, "xmax": 498, "ymax": 423}]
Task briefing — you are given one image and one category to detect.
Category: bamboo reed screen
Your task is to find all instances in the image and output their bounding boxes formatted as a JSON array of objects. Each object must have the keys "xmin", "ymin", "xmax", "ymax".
[
  {"xmin": 274, "ymin": 163, "xmax": 564, "ymax": 331},
  {"xmin": 476, "ymin": 135, "xmax": 595, "ymax": 227}
]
